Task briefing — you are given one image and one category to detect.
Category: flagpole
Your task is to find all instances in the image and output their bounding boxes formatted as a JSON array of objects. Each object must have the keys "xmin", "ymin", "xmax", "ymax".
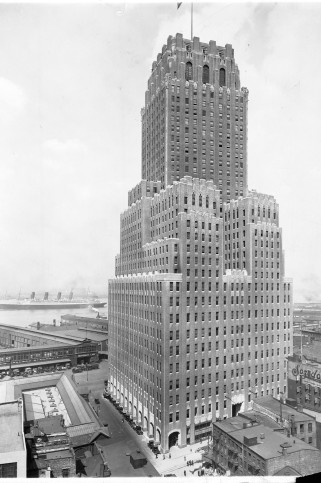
[{"xmin": 191, "ymin": 3, "xmax": 193, "ymax": 40}]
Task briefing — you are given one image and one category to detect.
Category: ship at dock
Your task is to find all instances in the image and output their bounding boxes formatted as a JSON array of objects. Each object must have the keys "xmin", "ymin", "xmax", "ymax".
[{"xmin": 0, "ymin": 291, "xmax": 106, "ymax": 310}]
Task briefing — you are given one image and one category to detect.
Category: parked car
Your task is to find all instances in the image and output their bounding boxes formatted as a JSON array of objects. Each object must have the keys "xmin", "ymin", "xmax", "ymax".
[{"xmin": 94, "ymin": 398, "xmax": 100, "ymax": 404}]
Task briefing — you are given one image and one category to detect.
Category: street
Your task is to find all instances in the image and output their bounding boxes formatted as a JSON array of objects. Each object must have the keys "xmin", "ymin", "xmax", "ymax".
[
  {"xmin": 91, "ymin": 395, "xmax": 160, "ymax": 476},
  {"xmin": 72, "ymin": 361, "xmax": 160, "ymax": 476}
]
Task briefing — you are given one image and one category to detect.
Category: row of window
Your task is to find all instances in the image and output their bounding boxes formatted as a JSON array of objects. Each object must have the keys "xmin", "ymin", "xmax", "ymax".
[{"xmin": 185, "ymin": 62, "xmax": 226, "ymax": 86}]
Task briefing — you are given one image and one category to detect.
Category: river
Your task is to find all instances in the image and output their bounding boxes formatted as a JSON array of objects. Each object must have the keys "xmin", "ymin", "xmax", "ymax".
[{"xmin": 0, "ymin": 305, "xmax": 108, "ymax": 328}]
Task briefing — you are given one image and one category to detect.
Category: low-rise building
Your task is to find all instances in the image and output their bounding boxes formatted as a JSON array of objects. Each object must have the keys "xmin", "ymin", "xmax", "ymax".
[
  {"xmin": 60, "ymin": 314, "xmax": 108, "ymax": 332},
  {"xmin": 211, "ymin": 413, "xmax": 321, "ymax": 477},
  {"xmin": 0, "ymin": 340, "xmax": 99, "ymax": 375},
  {"xmin": 287, "ymin": 354, "xmax": 321, "ymax": 449},
  {"xmin": 252, "ymin": 395, "xmax": 317, "ymax": 447},
  {"xmin": 25, "ymin": 415, "xmax": 76, "ymax": 478},
  {"xmin": 0, "ymin": 400, "xmax": 26, "ymax": 477}
]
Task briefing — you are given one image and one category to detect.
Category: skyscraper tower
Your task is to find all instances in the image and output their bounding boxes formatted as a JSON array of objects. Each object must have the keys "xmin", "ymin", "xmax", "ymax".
[
  {"xmin": 108, "ymin": 34, "xmax": 293, "ymax": 452},
  {"xmin": 141, "ymin": 33, "xmax": 248, "ymax": 203}
]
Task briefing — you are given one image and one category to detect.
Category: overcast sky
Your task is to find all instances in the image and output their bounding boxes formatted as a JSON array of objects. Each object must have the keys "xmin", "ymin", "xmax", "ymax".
[{"xmin": 0, "ymin": 1, "xmax": 320, "ymax": 301}]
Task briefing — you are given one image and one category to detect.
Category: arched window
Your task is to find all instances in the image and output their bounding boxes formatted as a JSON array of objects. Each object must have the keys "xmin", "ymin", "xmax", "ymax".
[
  {"xmin": 192, "ymin": 193, "xmax": 195, "ymax": 205},
  {"xmin": 206, "ymin": 196, "xmax": 209, "ymax": 208},
  {"xmin": 186, "ymin": 44, "xmax": 191, "ymax": 53},
  {"xmin": 202, "ymin": 65, "xmax": 209, "ymax": 84},
  {"xmin": 219, "ymin": 68, "xmax": 226, "ymax": 87},
  {"xmin": 185, "ymin": 62, "xmax": 193, "ymax": 81},
  {"xmin": 199, "ymin": 195, "xmax": 202, "ymax": 207}
]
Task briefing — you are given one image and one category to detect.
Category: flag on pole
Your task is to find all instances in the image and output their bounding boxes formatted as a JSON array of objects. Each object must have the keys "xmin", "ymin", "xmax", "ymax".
[{"xmin": 177, "ymin": 2, "xmax": 182, "ymax": 9}]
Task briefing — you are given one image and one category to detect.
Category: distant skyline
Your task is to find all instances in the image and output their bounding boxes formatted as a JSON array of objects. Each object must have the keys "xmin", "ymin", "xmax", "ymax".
[{"xmin": 0, "ymin": 1, "xmax": 321, "ymax": 301}]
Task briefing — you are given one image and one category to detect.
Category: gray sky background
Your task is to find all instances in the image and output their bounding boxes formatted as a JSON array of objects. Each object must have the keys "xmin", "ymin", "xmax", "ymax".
[{"xmin": 0, "ymin": 1, "xmax": 320, "ymax": 301}]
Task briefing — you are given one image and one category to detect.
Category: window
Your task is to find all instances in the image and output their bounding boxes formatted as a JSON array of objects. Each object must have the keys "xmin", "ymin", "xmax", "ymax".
[
  {"xmin": 202, "ymin": 64, "xmax": 209, "ymax": 84},
  {"xmin": 219, "ymin": 68, "xmax": 226, "ymax": 87},
  {"xmin": 186, "ymin": 62, "xmax": 193, "ymax": 81},
  {"xmin": 0, "ymin": 463, "xmax": 17, "ymax": 478},
  {"xmin": 62, "ymin": 469, "xmax": 70, "ymax": 478}
]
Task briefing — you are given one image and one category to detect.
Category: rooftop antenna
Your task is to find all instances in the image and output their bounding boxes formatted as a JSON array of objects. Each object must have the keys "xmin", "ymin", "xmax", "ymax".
[
  {"xmin": 177, "ymin": 2, "xmax": 194, "ymax": 40},
  {"xmin": 300, "ymin": 309, "xmax": 303, "ymax": 360}
]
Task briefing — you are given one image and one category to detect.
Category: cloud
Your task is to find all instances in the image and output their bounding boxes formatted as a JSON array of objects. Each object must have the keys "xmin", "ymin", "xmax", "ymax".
[
  {"xmin": 0, "ymin": 77, "xmax": 27, "ymax": 122},
  {"xmin": 43, "ymin": 138, "xmax": 87, "ymax": 154}
]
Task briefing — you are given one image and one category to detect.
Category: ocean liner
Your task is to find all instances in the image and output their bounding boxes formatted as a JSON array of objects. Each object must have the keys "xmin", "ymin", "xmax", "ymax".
[{"xmin": 0, "ymin": 291, "xmax": 106, "ymax": 310}]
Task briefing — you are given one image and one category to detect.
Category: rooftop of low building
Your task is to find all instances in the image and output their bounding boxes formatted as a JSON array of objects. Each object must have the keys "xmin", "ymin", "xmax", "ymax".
[
  {"xmin": 214, "ymin": 417, "xmax": 319, "ymax": 460},
  {"xmin": 0, "ymin": 400, "xmax": 25, "ymax": 453},
  {"xmin": 253, "ymin": 395, "xmax": 315, "ymax": 422}
]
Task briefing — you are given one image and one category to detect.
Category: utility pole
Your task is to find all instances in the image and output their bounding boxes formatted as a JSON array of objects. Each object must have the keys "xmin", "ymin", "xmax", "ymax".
[{"xmin": 280, "ymin": 392, "xmax": 284, "ymax": 424}]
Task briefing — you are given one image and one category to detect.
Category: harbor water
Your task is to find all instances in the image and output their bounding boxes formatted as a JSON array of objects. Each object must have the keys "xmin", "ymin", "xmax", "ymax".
[{"xmin": 0, "ymin": 305, "xmax": 107, "ymax": 328}]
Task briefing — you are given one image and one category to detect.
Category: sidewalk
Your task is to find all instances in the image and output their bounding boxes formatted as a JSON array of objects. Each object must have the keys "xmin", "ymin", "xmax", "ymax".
[{"xmin": 147, "ymin": 440, "xmax": 208, "ymax": 477}]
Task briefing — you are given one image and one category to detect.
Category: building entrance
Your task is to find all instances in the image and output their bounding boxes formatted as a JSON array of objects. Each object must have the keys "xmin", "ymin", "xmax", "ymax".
[
  {"xmin": 168, "ymin": 431, "xmax": 179, "ymax": 449},
  {"xmin": 232, "ymin": 402, "xmax": 242, "ymax": 417}
]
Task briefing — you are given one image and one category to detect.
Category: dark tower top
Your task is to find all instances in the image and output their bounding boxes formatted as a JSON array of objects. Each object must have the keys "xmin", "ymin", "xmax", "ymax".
[{"xmin": 141, "ymin": 33, "xmax": 249, "ymax": 202}]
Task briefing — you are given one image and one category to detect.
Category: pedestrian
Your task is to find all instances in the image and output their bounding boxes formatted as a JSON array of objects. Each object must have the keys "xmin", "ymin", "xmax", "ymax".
[
  {"xmin": 156, "ymin": 453, "xmax": 158, "ymax": 459},
  {"xmin": 163, "ymin": 454, "xmax": 165, "ymax": 460},
  {"xmin": 169, "ymin": 453, "xmax": 171, "ymax": 459},
  {"xmin": 184, "ymin": 456, "xmax": 186, "ymax": 461},
  {"xmin": 121, "ymin": 418, "xmax": 124, "ymax": 423},
  {"xmin": 184, "ymin": 470, "xmax": 186, "ymax": 476}
]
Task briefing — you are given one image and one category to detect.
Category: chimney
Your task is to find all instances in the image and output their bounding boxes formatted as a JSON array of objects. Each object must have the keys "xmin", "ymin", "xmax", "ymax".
[
  {"xmin": 280, "ymin": 441, "xmax": 292, "ymax": 455},
  {"xmin": 244, "ymin": 435, "xmax": 258, "ymax": 446},
  {"xmin": 44, "ymin": 292, "xmax": 49, "ymax": 301},
  {"xmin": 37, "ymin": 321, "xmax": 41, "ymax": 330},
  {"xmin": 53, "ymin": 319, "xmax": 56, "ymax": 327}
]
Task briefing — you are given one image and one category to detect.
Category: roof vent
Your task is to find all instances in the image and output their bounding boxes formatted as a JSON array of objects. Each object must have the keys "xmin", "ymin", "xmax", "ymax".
[{"xmin": 244, "ymin": 435, "xmax": 258, "ymax": 446}]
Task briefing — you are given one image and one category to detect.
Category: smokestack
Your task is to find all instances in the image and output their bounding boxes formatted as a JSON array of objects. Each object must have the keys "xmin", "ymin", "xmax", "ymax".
[
  {"xmin": 37, "ymin": 321, "xmax": 40, "ymax": 330},
  {"xmin": 30, "ymin": 292, "xmax": 35, "ymax": 300},
  {"xmin": 57, "ymin": 292, "xmax": 61, "ymax": 301},
  {"xmin": 69, "ymin": 291, "xmax": 73, "ymax": 301},
  {"xmin": 44, "ymin": 292, "xmax": 49, "ymax": 301}
]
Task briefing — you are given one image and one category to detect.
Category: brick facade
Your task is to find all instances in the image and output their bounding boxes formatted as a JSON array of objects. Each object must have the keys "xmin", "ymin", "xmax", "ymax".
[{"xmin": 108, "ymin": 34, "xmax": 293, "ymax": 453}]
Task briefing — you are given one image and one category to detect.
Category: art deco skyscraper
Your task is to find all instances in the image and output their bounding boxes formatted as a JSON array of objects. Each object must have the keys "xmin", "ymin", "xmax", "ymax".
[
  {"xmin": 108, "ymin": 34, "xmax": 293, "ymax": 452},
  {"xmin": 141, "ymin": 33, "xmax": 247, "ymax": 203}
]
